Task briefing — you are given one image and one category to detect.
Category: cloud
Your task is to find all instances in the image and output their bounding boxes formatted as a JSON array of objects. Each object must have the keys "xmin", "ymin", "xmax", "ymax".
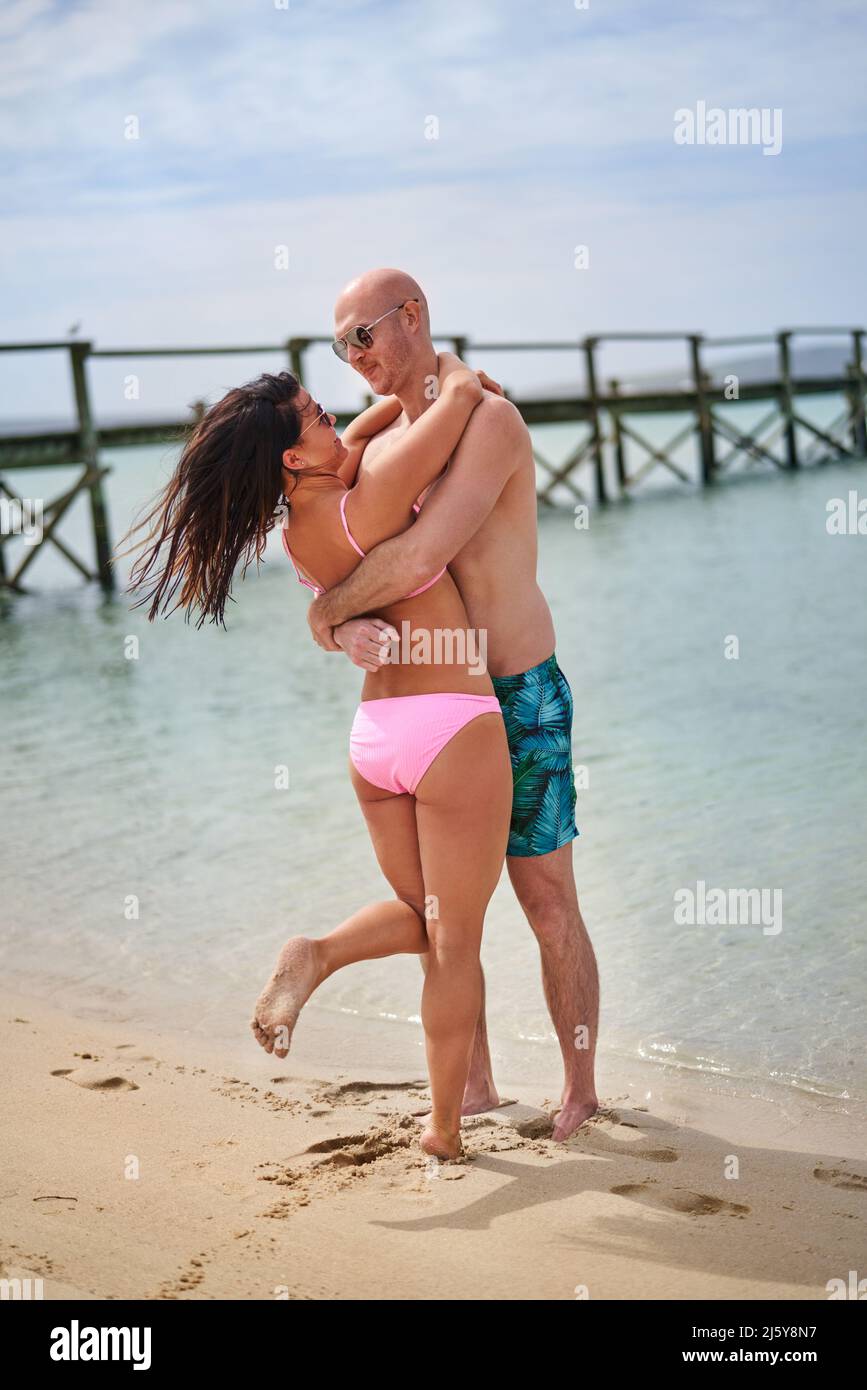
[{"xmin": 1, "ymin": 0, "xmax": 865, "ymax": 417}]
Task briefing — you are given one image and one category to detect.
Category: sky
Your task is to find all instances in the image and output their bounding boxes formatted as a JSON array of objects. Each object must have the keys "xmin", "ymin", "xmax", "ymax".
[{"xmin": 1, "ymin": 0, "xmax": 866, "ymax": 420}]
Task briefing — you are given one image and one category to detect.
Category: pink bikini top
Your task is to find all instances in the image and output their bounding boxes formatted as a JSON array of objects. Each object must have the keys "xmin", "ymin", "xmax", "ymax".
[{"xmin": 282, "ymin": 491, "xmax": 446, "ymax": 600}]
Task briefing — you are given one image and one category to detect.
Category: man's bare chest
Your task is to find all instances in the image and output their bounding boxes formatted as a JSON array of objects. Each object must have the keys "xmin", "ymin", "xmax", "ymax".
[{"xmin": 356, "ymin": 417, "xmax": 438, "ymax": 505}]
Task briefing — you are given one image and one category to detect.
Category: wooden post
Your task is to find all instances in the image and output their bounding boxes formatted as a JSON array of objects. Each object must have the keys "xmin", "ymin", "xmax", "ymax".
[
  {"xmin": 69, "ymin": 341, "xmax": 113, "ymax": 590},
  {"xmin": 608, "ymin": 379, "xmax": 626, "ymax": 493},
  {"xmin": 452, "ymin": 336, "xmax": 468, "ymax": 360},
  {"xmin": 849, "ymin": 330, "xmax": 867, "ymax": 456},
  {"xmin": 287, "ymin": 337, "xmax": 308, "ymax": 384},
  {"xmin": 777, "ymin": 331, "xmax": 799, "ymax": 469},
  {"xmin": 690, "ymin": 334, "xmax": 715, "ymax": 485},
  {"xmin": 583, "ymin": 338, "xmax": 607, "ymax": 504}
]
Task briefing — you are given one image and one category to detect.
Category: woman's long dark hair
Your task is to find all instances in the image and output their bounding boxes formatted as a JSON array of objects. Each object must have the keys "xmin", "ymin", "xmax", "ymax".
[{"xmin": 124, "ymin": 371, "xmax": 302, "ymax": 627}]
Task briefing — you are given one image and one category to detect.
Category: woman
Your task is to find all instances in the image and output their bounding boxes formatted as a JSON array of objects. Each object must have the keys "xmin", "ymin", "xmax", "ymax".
[{"xmin": 126, "ymin": 355, "xmax": 513, "ymax": 1159}]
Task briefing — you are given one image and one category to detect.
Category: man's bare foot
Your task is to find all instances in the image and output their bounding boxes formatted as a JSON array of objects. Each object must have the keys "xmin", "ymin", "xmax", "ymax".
[
  {"xmin": 412, "ymin": 1072, "xmax": 500, "ymax": 1123},
  {"xmin": 250, "ymin": 936, "xmax": 323, "ymax": 1059},
  {"xmin": 420, "ymin": 1123, "xmax": 463, "ymax": 1161},
  {"xmin": 461, "ymin": 1075, "xmax": 500, "ymax": 1115},
  {"xmin": 551, "ymin": 1093, "xmax": 599, "ymax": 1142}
]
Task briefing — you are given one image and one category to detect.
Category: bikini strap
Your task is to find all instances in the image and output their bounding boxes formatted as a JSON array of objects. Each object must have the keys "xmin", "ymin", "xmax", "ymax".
[
  {"xmin": 281, "ymin": 520, "xmax": 324, "ymax": 596},
  {"xmin": 404, "ymin": 567, "xmax": 447, "ymax": 600},
  {"xmin": 339, "ymin": 490, "xmax": 366, "ymax": 559}
]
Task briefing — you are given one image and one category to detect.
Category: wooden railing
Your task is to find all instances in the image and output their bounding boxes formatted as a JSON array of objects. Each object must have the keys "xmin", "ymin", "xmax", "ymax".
[{"xmin": 0, "ymin": 327, "xmax": 864, "ymax": 593}]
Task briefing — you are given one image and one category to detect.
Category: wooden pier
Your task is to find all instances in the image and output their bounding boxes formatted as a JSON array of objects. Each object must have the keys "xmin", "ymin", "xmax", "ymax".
[{"xmin": 0, "ymin": 327, "xmax": 864, "ymax": 593}]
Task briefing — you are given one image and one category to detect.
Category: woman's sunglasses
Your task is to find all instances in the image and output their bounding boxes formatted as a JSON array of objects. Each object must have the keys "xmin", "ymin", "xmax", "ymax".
[
  {"xmin": 298, "ymin": 400, "xmax": 333, "ymax": 436},
  {"xmin": 331, "ymin": 299, "xmax": 418, "ymax": 363}
]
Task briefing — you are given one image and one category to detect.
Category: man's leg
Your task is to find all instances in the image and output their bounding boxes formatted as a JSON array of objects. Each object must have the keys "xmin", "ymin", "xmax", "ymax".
[
  {"xmin": 419, "ymin": 954, "xmax": 500, "ymax": 1114},
  {"xmin": 489, "ymin": 653, "xmax": 597, "ymax": 1140},
  {"xmin": 507, "ymin": 843, "xmax": 599, "ymax": 1140}
]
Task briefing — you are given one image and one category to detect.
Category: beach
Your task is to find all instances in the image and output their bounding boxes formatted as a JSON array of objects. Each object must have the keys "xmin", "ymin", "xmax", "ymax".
[
  {"xmin": 3, "ymin": 448, "xmax": 867, "ymax": 1301},
  {"xmin": 3, "ymin": 0, "xmax": 867, "ymax": 1318},
  {"xmin": 3, "ymin": 987, "xmax": 864, "ymax": 1302},
  {"xmin": 3, "ymin": 449, "xmax": 866, "ymax": 1109}
]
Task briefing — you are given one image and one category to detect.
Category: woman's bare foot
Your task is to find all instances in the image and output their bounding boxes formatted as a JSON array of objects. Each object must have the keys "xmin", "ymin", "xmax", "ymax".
[
  {"xmin": 420, "ymin": 1122, "xmax": 463, "ymax": 1161},
  {"xmin": 250, "ymin": 936, "xmax": 323, "ymax": 1059}
]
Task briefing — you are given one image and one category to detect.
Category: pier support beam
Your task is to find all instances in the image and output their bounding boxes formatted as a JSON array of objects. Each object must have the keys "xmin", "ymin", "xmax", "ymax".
[
  {"xmin": 690, "ymin": 335, "xmax": 716, "ymax": 485},
  {"xmin": 287, "ymin": 337, "xmax": 311, "ymax": 385},
  {"xmin": 777, "ymin": 331, "xmax": 799, "ymax": 469},
  {"xmin": 849, "ymin": 331, "xmax": 867, "ymax": 457},
  {"xmin": 70, "ymin": 342, "xmax": 113, "ymax": 590},
  {"xmin": 608, "ymin": 379, "xmax": 626, "ymax": 495},
  {"xmin": 583, "ymin": 338, "xmax": 607, "ymax": 504}
]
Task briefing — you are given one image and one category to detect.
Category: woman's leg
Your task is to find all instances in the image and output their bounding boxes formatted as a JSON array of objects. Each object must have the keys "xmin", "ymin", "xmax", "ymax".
[
  {"xmin": 413, "ymin": 712, "xmax": 512, "ymax": 1156},
  {"xmin": 251, "ymin": 768, "xmax": 428, "ymax": 1057}
]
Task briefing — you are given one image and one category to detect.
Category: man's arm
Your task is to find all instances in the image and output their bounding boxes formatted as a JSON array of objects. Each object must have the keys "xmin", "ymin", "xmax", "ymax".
[{"xmin": 308, "ymin": 396, "xmax": 521, "ymax": 648}]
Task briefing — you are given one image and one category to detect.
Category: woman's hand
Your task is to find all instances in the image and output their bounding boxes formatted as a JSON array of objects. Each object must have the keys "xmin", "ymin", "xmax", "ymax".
[
  {"xmin": 437, "ymin": 352, "xmax": 503, "ymax": 400},
  {"xmin": 436, "ymin": 349, "xmax": 466, "ymax": 386},
  {"xmin": 333, "ymin": 617, "xmax": 399, "ymax": 671},
  {"xmin": 476, "ymin": 368, "xmax": 505, "ymax": 397},
  {"xmin": 436, "ymin": 351, "xmax": 483, "ymax": 405}
]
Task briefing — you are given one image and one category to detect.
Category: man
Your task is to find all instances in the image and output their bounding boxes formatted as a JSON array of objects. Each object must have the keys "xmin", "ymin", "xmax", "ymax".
[{"xmin": 308, "ymin": 268, "xmax": 599, "ymax": 1140}]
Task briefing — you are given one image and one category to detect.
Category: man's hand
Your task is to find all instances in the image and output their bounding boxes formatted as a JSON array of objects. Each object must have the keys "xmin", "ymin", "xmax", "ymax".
[
  {"xmin": 307, "ymin": 595, "xmax": 342, "ymax": 651},
  {"xmin": 333, "ymin": 617, "xmax": 399, "ymax": 672}
]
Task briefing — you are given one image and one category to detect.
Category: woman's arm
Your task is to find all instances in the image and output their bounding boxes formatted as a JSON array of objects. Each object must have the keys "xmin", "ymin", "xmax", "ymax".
[
  {"xmin": 342, "ymin": 394, "xmax": 403, "ymax": 446},
  {"xmin": 336, "ymin": 395, "xmax": 404, "ymax": 487},
  {"xmin": 343, "ymin": 359, "xmax": 483, "ymax": 550}
]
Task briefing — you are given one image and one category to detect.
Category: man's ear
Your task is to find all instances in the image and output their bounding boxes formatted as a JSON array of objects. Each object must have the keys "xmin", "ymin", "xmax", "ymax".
[{"xmin": 404, "ymin": 300, "xmax": 422, "ymax": 334}]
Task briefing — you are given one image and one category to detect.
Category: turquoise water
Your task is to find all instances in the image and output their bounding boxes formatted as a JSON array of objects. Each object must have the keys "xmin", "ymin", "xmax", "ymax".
[{"xmin": 2, "ymin": 412, "xmax": 865, "ymax": 1112}]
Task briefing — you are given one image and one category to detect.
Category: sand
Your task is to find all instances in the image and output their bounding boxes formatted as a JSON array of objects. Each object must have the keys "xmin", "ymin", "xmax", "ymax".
[{"xmin": 1, "ymin": 988, "xmax": 865, "ymax": 1301}]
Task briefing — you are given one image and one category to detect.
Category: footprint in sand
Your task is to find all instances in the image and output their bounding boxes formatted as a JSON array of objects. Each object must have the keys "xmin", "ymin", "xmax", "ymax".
[
  {"xmin": 590, "ymin": 1106, "xmax": 677, "ymax": 1133},
  {"xmin": 611, "ymin": 1181, "xmax": 750, "ymax": 1217},
  {"xmin": 591, "ymin": 1140, "xmax": 680, "ymax": 1162},
  {"xmin": 154, "ymin": 1252, "xmax": 211, "ymax": 1299},
  {"xmin": 212, "ymin": 1077, "xmax": 300, "ymax": 1113},
  {"xmin": 629, "ymin": 1147, "xmax": 679, "ymax": 1162},
  {"xmin": 813, "ymin": 1165, "xmax": 867, "ymax": 1192},
  {"xmin": 313, "ymin": 1079, "xmax": 428, "ymax": 1106},
  {"xmin": 305, "ymin": 1124, "xmax": 415, "ymax": 1167},
  {"xmin": 256, "ymin": 1117, "xmax": 421, "ymax": 1216},
  {"xmin": 575, "ymin": 1110, "xmax": 680, "ymax": 1162},
  {"xmin": 305, "ymin": 1133, "xmax": 370, "ymax": 1153},
  {"xmin": 51, "ymin": 1069, "xmax": 139, "ymax": 1092}
]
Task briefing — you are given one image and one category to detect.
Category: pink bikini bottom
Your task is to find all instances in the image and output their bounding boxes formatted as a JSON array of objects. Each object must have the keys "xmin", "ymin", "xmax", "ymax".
[{"xmin": 349, "ymin": 693, "xmax": 503, "ymax": 796}]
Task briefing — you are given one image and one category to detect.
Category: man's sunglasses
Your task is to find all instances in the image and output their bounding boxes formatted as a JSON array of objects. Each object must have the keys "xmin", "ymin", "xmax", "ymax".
[{"xmin": 331, "ymin": 299, "xmax": 418, "ymax": 363}]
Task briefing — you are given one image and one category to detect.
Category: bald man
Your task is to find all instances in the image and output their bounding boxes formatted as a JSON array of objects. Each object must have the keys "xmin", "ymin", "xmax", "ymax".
[{"xmin": 307, "ymin": 269, "xmax": 599, "ymax": 1140}]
